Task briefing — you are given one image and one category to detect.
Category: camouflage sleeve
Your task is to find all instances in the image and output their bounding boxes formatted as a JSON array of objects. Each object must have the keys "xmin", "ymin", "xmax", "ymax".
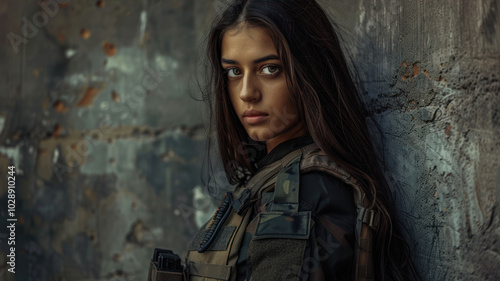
[{"xmin": 298, "ymin": 171, "xmax": 357, "ymax": 281}]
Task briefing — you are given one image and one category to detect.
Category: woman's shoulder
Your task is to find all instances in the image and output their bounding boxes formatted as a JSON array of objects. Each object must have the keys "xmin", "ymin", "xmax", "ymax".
[{"xmin": 298, "ymin": 171, "xmax": 356, "ymax": 216}]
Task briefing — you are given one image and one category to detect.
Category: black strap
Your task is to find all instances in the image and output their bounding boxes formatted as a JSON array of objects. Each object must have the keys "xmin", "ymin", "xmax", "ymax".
[{"xmin": 270, "ymin": 154, "xmax": 302, "ymax": 212}]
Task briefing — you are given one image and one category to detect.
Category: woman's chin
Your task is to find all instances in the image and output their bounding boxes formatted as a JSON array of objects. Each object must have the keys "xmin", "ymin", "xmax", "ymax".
[{"xmin": 247, "ymin": 131, "xmax": 274, "ymax": 143}]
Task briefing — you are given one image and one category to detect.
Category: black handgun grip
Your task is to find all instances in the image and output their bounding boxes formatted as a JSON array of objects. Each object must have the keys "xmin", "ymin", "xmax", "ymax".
[{"xmin": 147, "ymin": 248, "xmax": 186, "ymax": 281}]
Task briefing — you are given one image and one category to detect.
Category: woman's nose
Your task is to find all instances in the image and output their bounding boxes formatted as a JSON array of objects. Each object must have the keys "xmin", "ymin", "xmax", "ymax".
[{"xmin": 239, "ymin": 74, "xmax": 261, "ymax": 102}]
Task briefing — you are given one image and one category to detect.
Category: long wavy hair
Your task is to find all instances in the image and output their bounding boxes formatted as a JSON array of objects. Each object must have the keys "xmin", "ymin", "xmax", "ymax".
[{"xmin": 199, "ymin": 0, "xmax": 421, "ymax": 280}]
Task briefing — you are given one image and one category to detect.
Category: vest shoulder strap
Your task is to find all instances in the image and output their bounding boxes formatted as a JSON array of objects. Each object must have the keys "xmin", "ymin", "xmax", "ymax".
[
  {"xmin": 256, "ymin": 143, "xmax": 366, "ymax": 208},
  {"xmin": 299, "ymin": 144, "xmax": 378, "ymax": 281},
  {"xmin": 254, "ymin": 142, "xmax": 379, "ymax": 281}
]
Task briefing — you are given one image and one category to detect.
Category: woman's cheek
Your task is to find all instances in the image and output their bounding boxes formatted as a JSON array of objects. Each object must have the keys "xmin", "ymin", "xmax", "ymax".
[{"xmin": 262, "ymin": 116, "xmax": 280, "ymax": 137}]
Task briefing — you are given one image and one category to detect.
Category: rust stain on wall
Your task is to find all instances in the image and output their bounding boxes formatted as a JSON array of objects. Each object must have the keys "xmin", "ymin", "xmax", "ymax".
[
  {"xmin": 53, "ymin": 100, "xmax": 68, "ymax": 113},
  {"xmin": 400, "ymin": 61, "xmax": 409, "ymax": 81},
  {"xmin": 36, "ymin": 125, "xmax": 162, "ymax": 180},
  {"xmin": 80, "ymin": 28, "xmax": 91, "ymax": 39},
  {"xmin": 412, "ymin": 63, "xmax": 419, "ymax": 79},
  {"xmin": 77, "ymin": 86, "xmax": 102, "ymax": 107},
  {"xmin": 58, "ymin": 2, "xmax": 69, "ymax": 8},
  {"xmin": 112, "ymin": 90, "xmax": 120, "ymax": 102},
  {"xmin": 445, "ymin": 124, "xmax": 452, "ymax": 136},
  {"xmin": 52, "ymin": 124, "xmax": 63, "ymax": 137},
  {"xmin": 103, "ymin": 42, "xmax": 117, "ymax": 57}
]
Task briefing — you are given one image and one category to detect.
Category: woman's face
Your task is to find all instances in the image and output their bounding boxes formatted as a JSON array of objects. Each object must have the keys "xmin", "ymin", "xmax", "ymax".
[{"xmin": 221, "ymin": 22, "xmax": 307, "ymax": 153}]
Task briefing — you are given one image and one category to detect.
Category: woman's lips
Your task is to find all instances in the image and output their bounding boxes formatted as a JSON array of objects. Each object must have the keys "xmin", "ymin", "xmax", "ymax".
[{"xmin": 243, "ymin": 115, "xmax": 269, "ymax": 125}]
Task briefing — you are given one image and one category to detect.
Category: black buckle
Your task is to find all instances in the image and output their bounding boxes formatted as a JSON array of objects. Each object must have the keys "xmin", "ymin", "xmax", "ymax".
[
  {"xmin": 232, "ymin": 189, "xmax": 251, "ymax": 215},
  {"xmin": 360, "ymin": 208, "xmax": 379, "ymax": 231}
]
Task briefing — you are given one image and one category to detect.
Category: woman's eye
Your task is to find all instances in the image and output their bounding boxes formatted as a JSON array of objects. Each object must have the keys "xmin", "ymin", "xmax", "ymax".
[
  {"xmin": 261, "ymin": 65, "xmax": 280, "ymax": 75},
  {"xmin": 226, "ymin": 68, "xmax": 241, "ymax": 77}
]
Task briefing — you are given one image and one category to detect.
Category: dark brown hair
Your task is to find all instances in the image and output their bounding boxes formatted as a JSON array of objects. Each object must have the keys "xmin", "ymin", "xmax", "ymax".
[{"xmin": 200, "ymin": 0, "xmax": 421, "ymax": 280}]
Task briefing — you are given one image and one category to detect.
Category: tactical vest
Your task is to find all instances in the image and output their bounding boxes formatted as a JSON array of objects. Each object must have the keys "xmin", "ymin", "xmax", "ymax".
[{"xmin": 185, "ymin": 142, "xmax": 379, "ymax": 281}]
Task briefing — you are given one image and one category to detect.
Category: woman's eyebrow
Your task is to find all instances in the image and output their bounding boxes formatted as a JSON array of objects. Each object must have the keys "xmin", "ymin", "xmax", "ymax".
[{"xmin": 221, "ymin": 54, "xmax": 280, "ymax": 64}]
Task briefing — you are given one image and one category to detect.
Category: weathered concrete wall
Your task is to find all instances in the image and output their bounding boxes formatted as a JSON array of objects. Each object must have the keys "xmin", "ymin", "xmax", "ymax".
[
  {"xmin": 0, "ymin": 0, "xmax": 498, "ymax": 280},
  {"xmin": 0, "ymin": 1, "xmax": 224, "ymax": 280},
  {"xmin": 324, "ymin": 0, "xmax": 500, "ymax": 280}
]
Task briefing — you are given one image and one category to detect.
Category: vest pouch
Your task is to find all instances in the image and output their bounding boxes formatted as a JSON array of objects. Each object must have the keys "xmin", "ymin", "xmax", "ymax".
[
  {"xmin": 248, "ymin": 211, "xmax": 312, "ymax": 281},
  {"xmin": 186, "ymin": 190, "xmax": 253, "ymax": 281},
  {"xmin": 187, "ymin": 261, "xmax": 232, "ymax": 281},
  {"xmin": 149, "ymin": 261, "xmax": 184, "ymax": 281}
]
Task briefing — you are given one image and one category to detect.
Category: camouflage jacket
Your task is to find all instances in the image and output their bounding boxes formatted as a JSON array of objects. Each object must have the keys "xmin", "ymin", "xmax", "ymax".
[
  {"xmin": 235, "ymin": 136, "xmax": 356, "ymax": 281},
  {"xmin": 185, "ymin": 136, "xmax": 377, "ymax": 281}
]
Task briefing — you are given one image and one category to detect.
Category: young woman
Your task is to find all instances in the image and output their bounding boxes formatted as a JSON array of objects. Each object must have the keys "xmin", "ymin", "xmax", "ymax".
[{"xmin": 186, "ymin": 0, "xmax": 421, "ymax": 280}]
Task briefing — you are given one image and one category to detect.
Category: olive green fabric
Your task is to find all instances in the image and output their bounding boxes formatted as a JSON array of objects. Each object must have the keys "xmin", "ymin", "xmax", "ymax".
[
  {"xmin": 186, "ymin": 187, "xmax": 253, "ymax": 281},
  {"xmin": 248, "ymin": 239, "xmax": 307, "ymax": 281},
  {"xmin": 253, "ymin": 211, "xmax": 311, "ymax": 240},
  {"xmin": 245, "ymin": 153, "xmax": 310, "ymax": 281},
  {"xmin": 188, "ymin": 226, "xmax": 237, "ymax": 251},
  {"xmin": 187, "ymin": 261, "xmax": 231, "ymax": 280}
]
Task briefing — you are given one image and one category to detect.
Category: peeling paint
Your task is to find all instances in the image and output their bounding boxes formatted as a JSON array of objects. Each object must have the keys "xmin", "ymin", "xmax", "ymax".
[
  {"xmin": 52, "ymin": 147, "xmax": 60, "ymax": 164},
  {"xmin": 193, "ymin": 185, "xmax": 216, "ymax": 228},
  {"xmin": 100, "ymin": 101, "xmax": 110, "ymax": 111},
  {"xmin": 154, "ymin": 54, "xmax": 179, "ymax": 73},
  {"xmin": 66, "ymin": 73, "xmax": 105, "ymax": 87},
  {"xmin": 105, "ymin": 47, "xmax": 146, "ymax": 74},
  {"xmin": 0, "ymin": 146, "xmax": 21, "ymax": 173},
  {"xmin": 139, "ymin": 10, "xmax": 147, "ymax": 44},
  {"xmin": 65, "ymin": 48, "xmax": 77, "ymax": 59}
]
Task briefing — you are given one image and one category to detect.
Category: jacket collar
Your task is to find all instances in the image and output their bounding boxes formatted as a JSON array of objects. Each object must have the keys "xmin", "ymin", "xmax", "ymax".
[{"xmin": 255, "ymin": 135, "xmax": 314, "ymax": 170}]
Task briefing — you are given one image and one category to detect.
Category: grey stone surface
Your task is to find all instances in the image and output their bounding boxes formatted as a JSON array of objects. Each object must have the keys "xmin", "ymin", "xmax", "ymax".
[
  {"xmin": 0, "ymin": 0, "xmax": 498, "ymax": 280},
  {"xmin": 323, "ymin": 0, "xmax": 500, "ymax": 280}
]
